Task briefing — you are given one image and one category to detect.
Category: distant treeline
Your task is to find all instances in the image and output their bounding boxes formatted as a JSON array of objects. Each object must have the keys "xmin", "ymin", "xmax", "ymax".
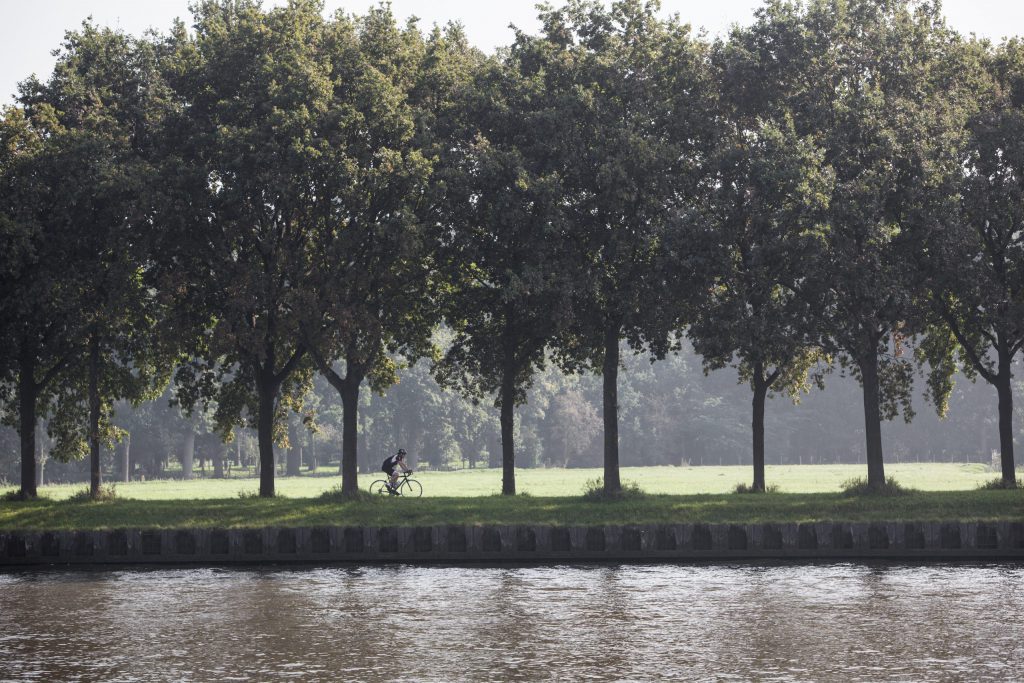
[{"xmin": 2, "ymin": 0, "xmax": 1023, "ymax": 499}]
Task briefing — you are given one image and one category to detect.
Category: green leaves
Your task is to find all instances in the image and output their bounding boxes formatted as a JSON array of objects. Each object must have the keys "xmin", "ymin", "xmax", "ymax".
[
  {"xmin": 434, "ymin": 39, "xmax": 572, "ymax": 405},
  {"xmin": 2, "ymin": 1, "xmax": 1023, "ymax": 492}
]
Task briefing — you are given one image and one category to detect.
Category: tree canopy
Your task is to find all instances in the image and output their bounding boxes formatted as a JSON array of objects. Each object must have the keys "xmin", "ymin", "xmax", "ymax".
[{"xmin": 1, "ymin": 0, "xmax": 1021, "ymax": 496}]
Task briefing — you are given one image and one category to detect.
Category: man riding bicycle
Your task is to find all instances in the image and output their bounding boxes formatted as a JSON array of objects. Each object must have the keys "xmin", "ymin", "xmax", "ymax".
[{"xmin": 381, "ymin": 448, "xmax": 412, "ymax": 494}]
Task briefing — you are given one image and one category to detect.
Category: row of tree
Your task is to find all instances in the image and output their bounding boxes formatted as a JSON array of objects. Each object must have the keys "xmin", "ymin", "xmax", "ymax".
[
  {"xmin": 4, "ymin": 344, "xmax": 1019, "ymax": 486},
  {"xmin": 2, "ymin": 0, "xmax": 1023, "ymax": 499}
]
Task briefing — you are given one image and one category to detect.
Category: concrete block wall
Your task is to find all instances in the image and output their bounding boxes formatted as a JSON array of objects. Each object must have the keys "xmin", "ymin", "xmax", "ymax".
[{"xmin": 2, "ymin": 521, "xmax": 1023, "ymax": 566}]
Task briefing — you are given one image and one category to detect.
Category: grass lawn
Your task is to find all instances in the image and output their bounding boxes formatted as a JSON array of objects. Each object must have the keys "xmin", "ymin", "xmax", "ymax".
[
  {"xmin": 1, "ymin": 462, "xmax": 1010, "ymax": 501},
  {"xmin": 0, "ymin": 463, "xmax": 1021, "ymax": 531}
]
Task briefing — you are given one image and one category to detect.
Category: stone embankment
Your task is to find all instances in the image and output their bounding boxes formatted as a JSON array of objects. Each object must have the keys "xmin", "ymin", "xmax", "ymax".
[{"xmin": 2, "ymin": 521, "xmax": 1023, "ymax": 566}]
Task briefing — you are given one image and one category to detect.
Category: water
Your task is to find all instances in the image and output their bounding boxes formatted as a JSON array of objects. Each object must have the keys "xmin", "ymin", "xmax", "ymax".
[{"xmin": 1, "ymin": 563, "xmax": 1021, "ymax": 682}]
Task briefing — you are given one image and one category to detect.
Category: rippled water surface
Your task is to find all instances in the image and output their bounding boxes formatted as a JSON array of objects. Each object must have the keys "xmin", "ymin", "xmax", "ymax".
[{"xmin": 1, "ymin": 563, "xmax": 1022, "ymax": 681}]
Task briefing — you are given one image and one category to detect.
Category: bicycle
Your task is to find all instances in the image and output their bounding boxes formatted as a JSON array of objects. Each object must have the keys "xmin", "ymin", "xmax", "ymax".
[{"xmin": 370, "ymin": 470, "xmax": 423, "ymax": 497}]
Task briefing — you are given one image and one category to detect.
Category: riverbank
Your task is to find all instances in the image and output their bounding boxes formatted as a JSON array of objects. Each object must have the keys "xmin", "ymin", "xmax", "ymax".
[
  {"xmin": 1, "ymin": 490, "xmax": 1022, "ymax": 532},
  {"xmin": 3, "ymin": 518, "xmax": 1023, "ymax": 566}
]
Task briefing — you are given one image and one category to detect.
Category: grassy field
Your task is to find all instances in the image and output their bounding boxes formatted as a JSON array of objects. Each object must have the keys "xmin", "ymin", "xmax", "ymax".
[
  {"xmin": 1, "ymin": 463, "xmax": 1021, "ymax": 531},
  {"xmin": 1, "ymin": 462, "xmax": 1011, "ymax": 501}
]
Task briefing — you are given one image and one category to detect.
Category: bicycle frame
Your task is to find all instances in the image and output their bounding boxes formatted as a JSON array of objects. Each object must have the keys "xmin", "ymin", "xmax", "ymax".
[{"xmin": 370, "ymin": 471, "xmax": 423, "ymax": 497}]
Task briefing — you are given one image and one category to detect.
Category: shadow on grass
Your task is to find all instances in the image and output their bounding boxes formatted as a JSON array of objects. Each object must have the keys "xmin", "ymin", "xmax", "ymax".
[{"xmin": 1, "ymin": 490, "xmax": 1021, "ymax": 532}]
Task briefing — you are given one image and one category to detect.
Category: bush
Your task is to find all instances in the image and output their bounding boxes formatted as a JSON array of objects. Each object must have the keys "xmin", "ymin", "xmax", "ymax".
[
  {"xmin": 1, "ymin": 488, "xmax": 32, "ymax": 502},
  {"xmin": 236, "ymin": 488, "xmax": 284, "ymax": 499},
  {"xmin": 582, "ymin": 477, "xmax": 645, "ymax": 501},
  {"xmin": 977, "ymin": 477, "xmax": 1021, "ymax": 490},
  {"xmin": 840, "ymin": 476, "xmax": 914, "ymax": 497},
  {"xmin": 68, "ymin": 484, "xmax": 118, "ymax": 502},
  {"xmin": 734, "ymin": 482, "xmax": 780, "ymax": 494},
  {"xmin": 319, "ymin": 485, "xmax": 375, "ymax": 502}
]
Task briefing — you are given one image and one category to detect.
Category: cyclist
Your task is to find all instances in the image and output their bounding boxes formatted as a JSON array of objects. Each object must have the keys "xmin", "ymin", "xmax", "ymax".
[{"xmin": 381, "ymin": 448, "xmax": 412, "ymax": 494}]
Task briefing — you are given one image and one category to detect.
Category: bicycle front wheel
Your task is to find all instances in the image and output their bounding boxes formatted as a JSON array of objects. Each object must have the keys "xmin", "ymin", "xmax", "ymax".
[
  {"xmin": 403, "ymin": 479, "xmax": 423, "ymax": 497},
  {"xmin": 369, "ymin": 480, "xmax": 390, "ymax": 496}
]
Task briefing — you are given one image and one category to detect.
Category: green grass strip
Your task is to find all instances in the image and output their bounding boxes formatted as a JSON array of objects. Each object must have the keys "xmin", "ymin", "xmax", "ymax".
[{"xmin": 1, "ymin": 490, "xmax": 1022, "ymax": 532}]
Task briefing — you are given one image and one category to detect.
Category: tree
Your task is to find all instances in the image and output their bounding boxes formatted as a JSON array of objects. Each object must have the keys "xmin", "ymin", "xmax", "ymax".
[
  {"xmin": 689, "ymin": 105, "xmax": 832, "ymax": 489},
  {"xmin": 0, "ymin": 104, "xmax": 79, "ymax": 498},
  {"xmin": 535, "ymin": 0, "xmax": 714, "ymax": 494},
  {"xmin": 17, "ymin": 24, "xmax": 175, "ymax": 498},
  {"xmin": 298, "ymin": 9, "xmax": 458, "ymax": 496},
  {"xmin": 1, "ymin": 23, "xmax": 172, "ymax": 497},
  {"xmin": 747, "ymin": 0, "xmax": 971, "ymax": 489},
  {"xmin": 0, "ymin": 112, "xmax": 70, "ymax": 497},
  {"xmin": 685, "ymin": 23, "xmax": 836, "ymax": 492},
  {"xmin": 917, "ymin": 39, "xmax": 1024, "ymax": 487},
  {"xmin": 433, "ymin": 37, "xmax": 575, "ymax": 495},
  {"xmin": 163, "ymin": 0, "xmax": 340, "ymax": 496}
]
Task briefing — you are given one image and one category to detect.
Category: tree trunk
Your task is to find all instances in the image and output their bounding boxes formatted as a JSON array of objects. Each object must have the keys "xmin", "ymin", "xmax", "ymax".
[
  {"xmin": 339, "ymin": 379, "xmax": 361, "ymax": 495},
  {"xmin": 858, "ymin": 345, "xmax": 885, "ymax": 489},
  {"xmin": 35, "ymin": 423, "xmax": 46, "ymax": 488},
  {"xmin": 213, "ymin": 444, "xmax": 225, "ymax": 479},
  {"xmin": 602, "ymin": 322, "xmax": 621, "ymax": 494},
  {"xmin": 562, "ymin": 423, "xmax": 570, "ymax": 468},
  {"xmin": 995, "ymin": 345, "xmax": 1016, "ymax": 485},
  {"xmin": 286, "ymin": 422, "xmax": 302, "ymax": 477},
  {"xmin": 182, "ymin": 431, "xmax": 195, "ymax": 480},
  {"xmin": 120, "ymin": 431, "xmax": 131, "ymax": 483},
  {"xmin": 88, "ymin": 333, "xmax": 101, "ymax": 498},
  {"xmin": 499, "ymin": 356, "xmax": 516, "ymax": 496},
  {"xmin": 751, "ymin": 364, "xmax": 768, "ymax": 492},
  {"xmin": 257, "ymin": 381, "xmax": 277, "ymax": 497},
  {"xmin": 489, "ymin": 433, "xmax": 501, "ymax": 469},
  {"xmin": 18, "ymin": 343, "xmax": 38, "ymax": 498}
]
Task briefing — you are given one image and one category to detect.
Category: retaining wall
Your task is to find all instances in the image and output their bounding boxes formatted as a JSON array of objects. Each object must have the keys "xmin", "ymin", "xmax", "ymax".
[{"xmin": 2, "ymin": 522, "xmax": 1023, "ymax": 566}]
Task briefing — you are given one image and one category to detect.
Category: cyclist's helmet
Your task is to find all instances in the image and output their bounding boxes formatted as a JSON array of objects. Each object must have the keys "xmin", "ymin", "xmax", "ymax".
[{"xmin": 397, "ymin": 448, "xmax": 407, "ymax": 458}]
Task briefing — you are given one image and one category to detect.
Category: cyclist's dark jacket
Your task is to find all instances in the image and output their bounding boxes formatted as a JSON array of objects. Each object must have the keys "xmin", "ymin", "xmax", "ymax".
[{"xmin": 382, "ymin": 454, "xmax": 403, "ymax": 474}]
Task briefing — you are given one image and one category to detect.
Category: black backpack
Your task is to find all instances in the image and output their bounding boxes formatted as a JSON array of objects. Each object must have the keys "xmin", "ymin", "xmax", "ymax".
[{"xmin": 381, "ymin": 455, "xmax": 393, "ymax": 473}]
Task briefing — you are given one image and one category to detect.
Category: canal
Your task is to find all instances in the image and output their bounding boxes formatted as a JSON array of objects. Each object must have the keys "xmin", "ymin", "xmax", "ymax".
[{"xmin": 2, "ymin": 563, "xmax": 1021, "ymax": 681}]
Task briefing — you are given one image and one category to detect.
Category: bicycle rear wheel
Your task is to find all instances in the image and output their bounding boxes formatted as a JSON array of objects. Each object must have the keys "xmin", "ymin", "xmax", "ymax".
[
  {"xmin": 403, "ymin": 479, "xmax": 423, "ymax": 497},
  {"xmin": 369, "ymin": 479, "xmax": 390, "ymax": 496}
]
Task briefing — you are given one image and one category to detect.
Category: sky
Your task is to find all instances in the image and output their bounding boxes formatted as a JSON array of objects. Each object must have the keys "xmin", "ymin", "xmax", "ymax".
[{"xmin": 2, "ymin": 0, "xmax": 1023, "ymax": 103}]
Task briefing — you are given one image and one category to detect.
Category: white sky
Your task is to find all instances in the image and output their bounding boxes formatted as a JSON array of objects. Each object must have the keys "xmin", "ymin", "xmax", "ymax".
[{"xmin": 2, "ymin": 0, "xmax": 1023, "ymax": 103}]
